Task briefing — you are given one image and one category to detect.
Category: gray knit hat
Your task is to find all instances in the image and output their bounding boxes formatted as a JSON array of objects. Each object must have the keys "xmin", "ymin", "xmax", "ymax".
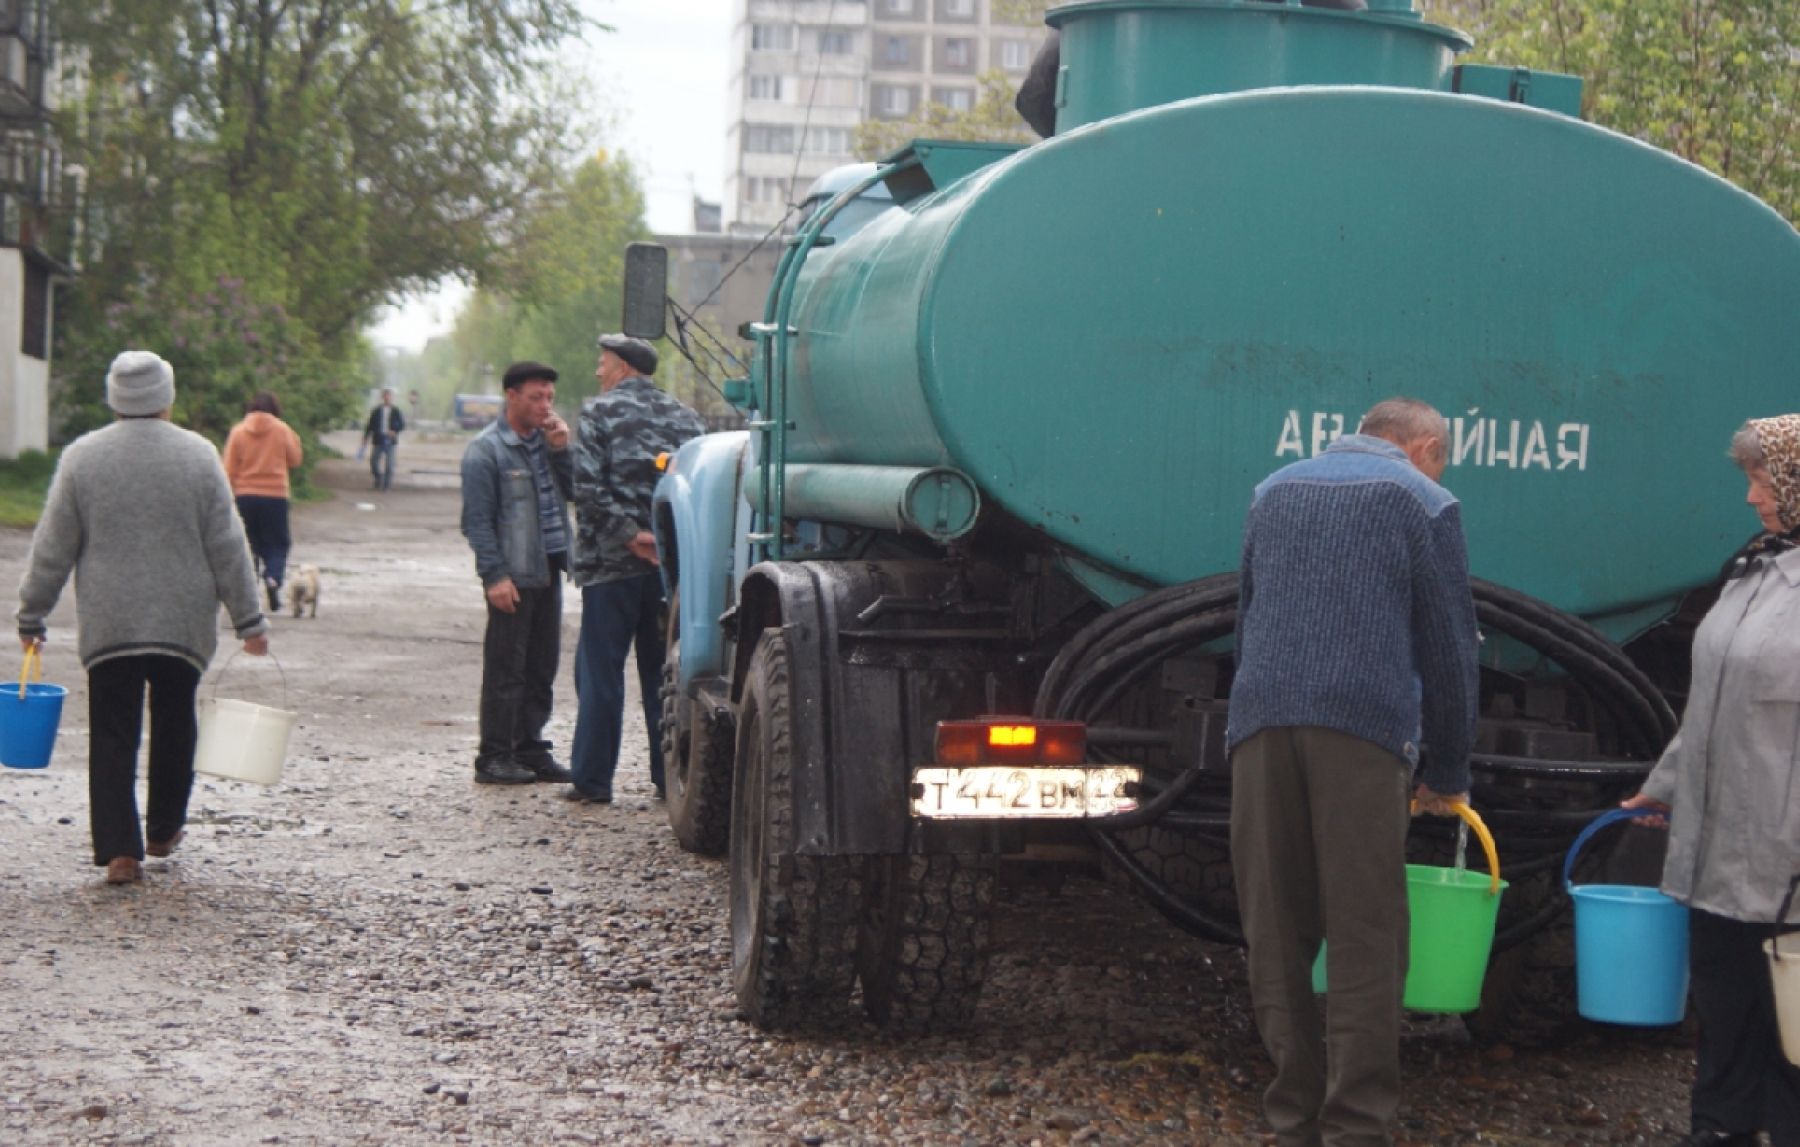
[{"xmin": 106, "ymin": 350, "xmax": 176, "ymax": 416}]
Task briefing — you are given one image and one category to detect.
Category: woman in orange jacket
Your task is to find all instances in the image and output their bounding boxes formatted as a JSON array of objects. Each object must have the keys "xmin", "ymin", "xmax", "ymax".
[{"xmin": 222, "ymin": 391, "xmax": 304, "ymax": 611}]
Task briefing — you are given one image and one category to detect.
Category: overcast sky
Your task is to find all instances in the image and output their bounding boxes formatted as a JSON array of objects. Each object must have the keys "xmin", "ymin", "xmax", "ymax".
[{"xmin": 370, "ymin": 0, "xmax": 734, "ymax": 350}]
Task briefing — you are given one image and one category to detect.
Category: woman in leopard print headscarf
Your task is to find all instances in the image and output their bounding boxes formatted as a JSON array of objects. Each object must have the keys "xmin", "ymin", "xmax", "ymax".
[{"xmin": 1625, "ymin": 416, "xmax": 1800, "ymax": 1147}]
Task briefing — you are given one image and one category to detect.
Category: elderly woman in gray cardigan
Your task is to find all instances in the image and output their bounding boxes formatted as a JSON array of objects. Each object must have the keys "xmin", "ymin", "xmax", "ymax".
[
  {"xmin": 1624, "ymin": 414, "xmax": 1800, "ymax": 1147},
  {"xmin": 16, "ymin": 351, "xmax": 269, "ymax": 886}
]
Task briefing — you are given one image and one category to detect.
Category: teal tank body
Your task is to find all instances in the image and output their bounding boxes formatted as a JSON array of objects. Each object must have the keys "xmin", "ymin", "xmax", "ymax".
[{"xmin": 770, "ymin": 4, "xmax": 1800, "ymax": 631}]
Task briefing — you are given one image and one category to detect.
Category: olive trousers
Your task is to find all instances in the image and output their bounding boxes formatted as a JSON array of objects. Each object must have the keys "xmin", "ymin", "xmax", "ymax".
[{"xmin": 1231, "ymin": 726, "xmax": 1413, "ymax": 1147}]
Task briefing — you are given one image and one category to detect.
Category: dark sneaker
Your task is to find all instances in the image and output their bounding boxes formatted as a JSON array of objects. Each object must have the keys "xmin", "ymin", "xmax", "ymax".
[
  {"xmin": 266, "ymin": 579, "xmax": 282, "ymax": 612},
  {"xmin": 653, "ymin": 784, "xmax": 666, "ymax": 800},
  {"xmin": 474, "ymin": 757, "xmax": 535, "ymax": 785},
  {"xmin": 561, "ymin": 786, "xmax": 612, "ymax": 804},
  {"xmin": 519, "ymin": 754, "xmax": 572, "ymax": 784}
]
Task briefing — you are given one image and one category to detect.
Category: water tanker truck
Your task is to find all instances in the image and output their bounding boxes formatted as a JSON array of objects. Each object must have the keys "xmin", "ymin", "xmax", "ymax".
[{"xmin": 626, "ymin": 0, "xmax": 1800, "ymax": 1039}]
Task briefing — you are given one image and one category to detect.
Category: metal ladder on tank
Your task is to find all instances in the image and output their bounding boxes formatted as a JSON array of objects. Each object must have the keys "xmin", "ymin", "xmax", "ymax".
[{"xmin": 743, "ymin": 165, "xmax": 897, "ymax": 566}]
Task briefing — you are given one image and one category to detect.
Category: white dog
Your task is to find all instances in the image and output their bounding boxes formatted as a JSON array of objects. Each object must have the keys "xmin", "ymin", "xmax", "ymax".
[{"xmin": 289, "ymin": 564, "xmax": 321, "ymax": 619}]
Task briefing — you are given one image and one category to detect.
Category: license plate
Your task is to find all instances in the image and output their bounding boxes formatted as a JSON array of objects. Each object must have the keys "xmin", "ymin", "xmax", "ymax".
[{"xmin": 910, "ymin": 766, "xmax": 1141, "ymax": 819}]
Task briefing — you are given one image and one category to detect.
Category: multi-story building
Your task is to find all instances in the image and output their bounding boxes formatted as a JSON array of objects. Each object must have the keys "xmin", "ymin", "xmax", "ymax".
[
  {"xmin": 724, "ymin": 0, "xmax": 1046, "ymax": 234},
  {"xmin": 0, "ymin": 0, "xmax": 70, "ymax": 459}
]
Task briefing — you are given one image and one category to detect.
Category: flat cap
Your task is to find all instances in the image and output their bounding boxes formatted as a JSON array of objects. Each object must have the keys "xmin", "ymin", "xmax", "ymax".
[
  {"xmin": 597, "ymin": 333, "xmax": 658, "ymax": 377},
  {"xmin": 501, "ymin": 360, "xmax": 558, "ymax": 389}
]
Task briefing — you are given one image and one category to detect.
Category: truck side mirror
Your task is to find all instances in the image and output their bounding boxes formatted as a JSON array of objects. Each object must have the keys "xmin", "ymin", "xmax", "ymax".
[{"xmin": 622, "ymin": 243, "xmax": 668, "ymax": 340}]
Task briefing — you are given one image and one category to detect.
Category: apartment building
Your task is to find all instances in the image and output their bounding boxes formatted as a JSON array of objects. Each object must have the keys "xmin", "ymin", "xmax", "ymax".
[
  {"xmin": 724, "ymin": 0, "xmax": 1047, "ymax": 233},
  {"xmin": 0, "ymin": 0, "xmax": 69, "ymax": 459}
]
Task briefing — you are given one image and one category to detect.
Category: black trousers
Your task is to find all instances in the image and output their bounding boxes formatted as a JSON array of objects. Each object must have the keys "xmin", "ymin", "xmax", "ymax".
[
  {"xmin": 476, "ymin": 565, "xmax": 563, "ymax": 766},
  {"xmin": 235, "ymin": 494, "xmax": 291, "ymax": 586},
  {"xmin": 88, "ymin": 654, "xmax": 202, "ymax": 866},
  {"xmin": 1691, "ymin": 908, "xmax": 1800, "ymax": 1144}
]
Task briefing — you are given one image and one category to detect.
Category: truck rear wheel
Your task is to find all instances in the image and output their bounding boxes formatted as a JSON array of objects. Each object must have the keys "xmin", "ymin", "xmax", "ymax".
[
  {"xmin": 857, "ymin": 851, "xmax": 998, "ymax": 1034},
  {"xmin": 729, "ymin": 630, "xmax": 862, "ymax": 1029},
  {"xmin": 661, "ymin": 623, "xmax": 733, "ymax": 856}
]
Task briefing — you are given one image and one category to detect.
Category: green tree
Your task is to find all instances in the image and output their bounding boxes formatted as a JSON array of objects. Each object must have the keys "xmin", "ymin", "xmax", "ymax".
[
  {"xmin": 52, "ymin": 0, "xmax": 595, "ymax": 436},
  {"xmin": 450, "ymin": 151, "xmax": 652, "ymax": 410},
  {"xmin": 57, "ymin": 275, "xmax": 351, "ymax": 458},
  {"xmin": 1426, "ymin": 0, "xmax": 1798, "ymax": 223}
]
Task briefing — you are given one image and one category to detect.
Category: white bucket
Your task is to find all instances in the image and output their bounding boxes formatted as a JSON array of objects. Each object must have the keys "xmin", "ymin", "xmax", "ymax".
[
  {"xmin": 1767, "ymin": 934, "xmax": 1800, "ymax": 1068},
  {"xmin": 195, "ymin": 698, "xmax": 297, "ymax": 785},
  {"xmin": 193, "ymin": 652, "xmax": 296, "ymax": 785}
]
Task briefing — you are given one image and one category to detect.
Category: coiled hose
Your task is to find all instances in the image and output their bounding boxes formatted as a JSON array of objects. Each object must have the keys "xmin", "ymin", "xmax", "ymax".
[{"xmin": 1033, "ymin": 574, "xmax": 1676, "ymax": 949}]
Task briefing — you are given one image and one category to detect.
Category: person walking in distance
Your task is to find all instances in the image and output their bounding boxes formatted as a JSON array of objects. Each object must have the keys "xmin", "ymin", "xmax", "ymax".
[
  {"xmin": 459, "ymin": 362, "xmax": 575, "ymax": 786},
  {"xmin": 223, "ymin": 390, "xmax": 304, "ymax": 612},
  {"xmin": 16, "ymin": 350, "xmax": 270, "ymax": 886},
  {"xmin": 361, "ymin": 387, "xmax": 405, "ymax": 491},
  {"xmin": 565, "ymin": 334, "xmax": 705, "ymax": 803},
  {"xmin": 1227, "ymin": 397, "xmax": 1480, "ymax": 1147}
]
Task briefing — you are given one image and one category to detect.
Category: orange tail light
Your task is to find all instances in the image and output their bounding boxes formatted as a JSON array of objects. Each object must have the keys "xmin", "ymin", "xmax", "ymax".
[{"xmin": 934, "ymin": 718, "xmax": 1086, "ymax": 765}]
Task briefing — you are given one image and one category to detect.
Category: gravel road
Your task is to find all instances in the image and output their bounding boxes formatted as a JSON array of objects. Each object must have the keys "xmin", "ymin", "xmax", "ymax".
[{"xmin": 0, "ymin": 433, "xmax": 1702, "ymax": 1146}]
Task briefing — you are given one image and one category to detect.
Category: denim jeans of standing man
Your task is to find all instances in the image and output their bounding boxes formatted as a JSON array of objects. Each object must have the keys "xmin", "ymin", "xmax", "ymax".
[
  {"xmin": 370, "ymin": 440, "xmax": 396, "ymax": 490},
  {"xmin": 570, "ymin": 572, "xmax": 667, "ymax": 799}
]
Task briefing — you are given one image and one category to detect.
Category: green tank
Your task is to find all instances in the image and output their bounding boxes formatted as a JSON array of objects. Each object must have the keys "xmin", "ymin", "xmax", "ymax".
[{"xmin": 765, "ymin": 0, "xmax": 1800, "ymax": 641}]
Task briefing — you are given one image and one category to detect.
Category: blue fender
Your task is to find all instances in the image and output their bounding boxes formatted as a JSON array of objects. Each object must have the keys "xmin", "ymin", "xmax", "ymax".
[{"xmin": 652, "ymin": 431, "xmax": 750, "ymax": 689}]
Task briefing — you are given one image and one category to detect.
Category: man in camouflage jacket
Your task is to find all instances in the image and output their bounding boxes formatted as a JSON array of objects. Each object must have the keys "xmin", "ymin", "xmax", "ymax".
[{"xmin": 565, "ymin": 334, "xmax": 706, "ymax": 803}]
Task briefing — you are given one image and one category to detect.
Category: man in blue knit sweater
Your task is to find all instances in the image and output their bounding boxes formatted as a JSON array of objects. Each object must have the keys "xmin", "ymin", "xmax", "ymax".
[{"xmin": 1229, "ymin": 397, "xmax": 1480, "ymax": 1147}]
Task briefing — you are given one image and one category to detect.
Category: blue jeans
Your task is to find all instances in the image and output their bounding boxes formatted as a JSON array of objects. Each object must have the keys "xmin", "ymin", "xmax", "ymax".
[
  {"xmin": 370, "ymin": 440, "xmax": 397, "ymax": 489},
  {"xmin": 234, "ymin": 495, "xmax": 291, "ymax": 586},
  {"xmin": 570, "ymin": 574, "xmax": 667, "ymax": 797}
]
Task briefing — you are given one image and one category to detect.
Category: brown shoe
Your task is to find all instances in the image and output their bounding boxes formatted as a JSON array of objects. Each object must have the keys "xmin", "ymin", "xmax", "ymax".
[
  {"xmin": 146, "ymin": 829, "xmax": 185, "ymax": 858},
  {"xmin": 104, "ymin": 857, "xmax": 142, "ymax": 885}
]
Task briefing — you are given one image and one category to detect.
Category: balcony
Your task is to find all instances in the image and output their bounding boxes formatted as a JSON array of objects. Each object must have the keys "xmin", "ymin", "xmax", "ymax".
[{"xmin": 0, "ymin": 0, "xmax": 51, "ymax": 124}]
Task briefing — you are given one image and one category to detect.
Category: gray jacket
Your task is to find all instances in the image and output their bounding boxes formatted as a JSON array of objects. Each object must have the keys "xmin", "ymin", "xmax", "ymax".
[
  {"xmin": 1642, "ymin": 546, "xmax": 1800, "ymax": 922},
  {"xmin": 16, "ymin": 419, "xmax": 268, "ymax": 670},
  {"xmin": 460, "ymin": 418, "xmax": 573, "ymax": 590}
]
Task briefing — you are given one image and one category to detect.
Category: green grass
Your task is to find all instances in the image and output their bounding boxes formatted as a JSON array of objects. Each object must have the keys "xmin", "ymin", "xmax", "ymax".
[{"xmin": 0, "ymin": 450, "xmax": 57, "ymax": 530}]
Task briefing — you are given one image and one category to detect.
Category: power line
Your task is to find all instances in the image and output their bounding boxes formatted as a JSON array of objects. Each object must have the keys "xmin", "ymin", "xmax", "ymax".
[{"xmin": 787, "ymin": 0, "xmax": 842, "ymax": 204}]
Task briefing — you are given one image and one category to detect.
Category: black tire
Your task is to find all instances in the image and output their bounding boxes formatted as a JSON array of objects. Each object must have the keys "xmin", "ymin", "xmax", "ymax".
[
  {"xmin": 1469, "ymin": 919, "xmax": 1580, "ymax": 1048},
  {"xmin": 1102, "ymin": 824, "xmax": 1239, "ymax": 922},
  {"xmin": 858, "ymin": 851, "xmax": 999, "ymax": 1034},
  {"xmin": 661, "ymin": 634, "xmax": 733, "ymax": 857},
  {"xmin": 729, "ymin": 630, "xmax": 862, "ymax": 1029}
]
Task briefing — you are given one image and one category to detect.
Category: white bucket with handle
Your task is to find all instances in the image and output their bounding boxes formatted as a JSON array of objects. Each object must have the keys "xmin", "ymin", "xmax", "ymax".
[
  {"xmin": 1768, "ymin": 874, "xmax": 1800, "ymax": 1067},
  {"xmin": 194, "ymin": 652, "xmax": 297, "ymax": 785}
]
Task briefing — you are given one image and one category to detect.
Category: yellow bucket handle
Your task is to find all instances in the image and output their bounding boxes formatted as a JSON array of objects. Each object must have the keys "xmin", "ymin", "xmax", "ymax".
[
  {"xmin": 18, "ymin": 642, "xmax": 42, "ymax": 700},
  {"xmin": 1412, "ymin": 798, "xmax": 1502, "ymax": 896}
]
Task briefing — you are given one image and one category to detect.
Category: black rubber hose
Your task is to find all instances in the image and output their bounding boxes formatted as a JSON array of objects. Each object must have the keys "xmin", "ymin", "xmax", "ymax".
[
  {"xmin": 1471, "ymin": 579, "xmax": 1678, "ymax": 744},
  {"xmin": 1091, "ymin": 829, "xmax": 1244, "ymax": 945},
  {"xmin": 1038, "ymin": 572, "xmax": 1674, "ymax": 955},
  {"xmin": 1034, "ymin": 573, "xmax": 1236, "ymax": 715}
]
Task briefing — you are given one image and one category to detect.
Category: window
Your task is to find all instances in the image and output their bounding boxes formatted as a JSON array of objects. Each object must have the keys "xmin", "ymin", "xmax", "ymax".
[
  {"xmin": 745, "ymin": 177, "xmax": 794, "ymax": 205},
  {"xmin": 750, "ymin": 24, "xmax": 795, "ymax": 51},
  {"xmin": 942, "ymin": 38, "xmax": 974, "ymax": 68},
  {"xmin": 804, "ymin": 127, "xmax": 852, "ymax": 155},
  {"xmin": 934, "ymin": 87, "xmax": 974, "ymax": 113},
  {"xmin": 817, "ymin": 30, "xmax": 854, "ymax": 55},
  {"xmin": 999, "ymin": 40, "xmax": 1032, "ymax": 70},
  {"xmin": 882, "ymin": 0, "xmax": 915, "ymax": 14},
  {"xmin": 944, "ymin": 0, "xmax": 976, "ymax": 16},
  {"xmin": 804, "ymin": 76, "xmax": 862, "ymax": 107},
  {"xmin": 21, "ymin": 258, "xmax": 48, "ymax": 360},
  {"xmin": 743, "ymin": 124, "xmax": 796, "ymax": 153},
  {"xmin": 881, "ymin": 36, "xmax": 911, "ymax": 65},
  {"xmin": 748, "ymin": 75, "xmax": 785, "ymax": 101},
  {"xmin": 875, "ymin": 84, "xmax": 914, "ymax": 116}
]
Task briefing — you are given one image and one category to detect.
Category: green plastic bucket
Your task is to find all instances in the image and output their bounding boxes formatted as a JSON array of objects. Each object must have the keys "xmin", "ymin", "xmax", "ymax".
[{"xmin": 1313, "ymin": 804, "xmax": 1508, "ymax": 1013}]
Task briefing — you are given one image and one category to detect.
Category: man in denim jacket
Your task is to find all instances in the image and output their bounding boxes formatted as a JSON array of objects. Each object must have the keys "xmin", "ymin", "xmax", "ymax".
[{"xmin": 460, "ymin": 361, "xmax": 574, "ymax": 785}]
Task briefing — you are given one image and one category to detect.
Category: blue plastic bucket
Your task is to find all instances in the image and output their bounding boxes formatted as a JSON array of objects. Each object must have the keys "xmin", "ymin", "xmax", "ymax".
[
  {"xmin": 1564, "ymin": 807, "xmax": 1689, "ymax": 1026},
  {"xmin": 0, "ymin": 682, "xmax": 68, "ymax": 769}
]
